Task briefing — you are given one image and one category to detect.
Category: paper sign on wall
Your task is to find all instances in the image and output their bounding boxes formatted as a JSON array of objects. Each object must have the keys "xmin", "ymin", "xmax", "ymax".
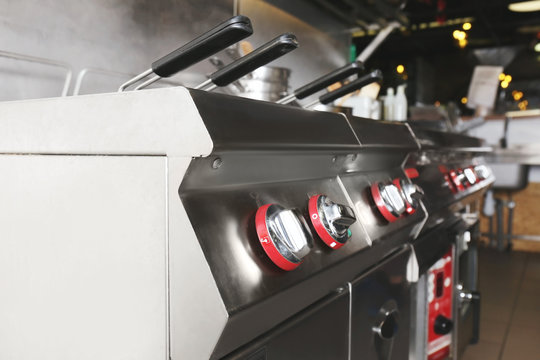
[{"xmin": 466, "ymin": 65, "xmax": 503, "ymax": 110}]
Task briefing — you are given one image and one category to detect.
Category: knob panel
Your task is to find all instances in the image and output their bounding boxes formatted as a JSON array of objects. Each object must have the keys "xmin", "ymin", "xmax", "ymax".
[
  {"xmin": 308, "ymin": 194, "xmax": 356, "ymax": 249},
  {"xmin": 255, "ymin": 204, "xmax": 313, "ymax": 271}
]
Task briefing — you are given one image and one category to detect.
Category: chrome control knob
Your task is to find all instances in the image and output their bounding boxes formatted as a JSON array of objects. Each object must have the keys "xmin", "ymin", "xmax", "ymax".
[
  {"xmin": 255, "ymin": 204, "xmax": 313, "ymax": 271},
  {"xmin": 474, "ymin": 165, "xmax": 490, "ymax": 180},
  {"xmin": 393, "ymin": 178, "xmax": 424, "ymax": 215},
  {"xmin": 371, "ymin": 182, "xmax": 406, "ymax": 222},
  {"xmin": 457, "ymin": 169, "xmax": 470, "ymax": 188},
  {"xmin": 308, "ymin": 195, "xmax": 356, "ymax": 249},
  {"xmin": 463, "ymin": 167, "xmax": 477, "ymax": 185}
]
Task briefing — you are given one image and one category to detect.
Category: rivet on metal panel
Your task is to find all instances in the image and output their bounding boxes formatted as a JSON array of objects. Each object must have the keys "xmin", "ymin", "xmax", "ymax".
[{"xmin": 212, "ymin": 158, "xmax": 223, "ymax": 169}]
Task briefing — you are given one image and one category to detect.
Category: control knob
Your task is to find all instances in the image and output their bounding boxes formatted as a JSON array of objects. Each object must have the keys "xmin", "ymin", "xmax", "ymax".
[
  {"xmin": 463, "ymin": 167, "xmax": 477, "ymax": 186},
  {"xmin": 433, "ymin": 315, "xmax": 453, "ymax": 335},
  {"xmin": 393, "ymin": 178, "xmax": 424, "ymax": 215},
  {"xmin": 308, "ymin": 195, "xmax": 356, "ymax": 249},
  {"xmin": 474, "ymin": 165, "xmax": 490, "ymax": 180},
  {"xmin": 255, "ymin": 204, "xmax": 313, "ymax": 271},
  {"xmin": 448, "ymin": 169, "xmax": 465, "ymax": 192},
  {"xmin": 371, "ymin": 182, "xmax": 406, "ymax": 222}
]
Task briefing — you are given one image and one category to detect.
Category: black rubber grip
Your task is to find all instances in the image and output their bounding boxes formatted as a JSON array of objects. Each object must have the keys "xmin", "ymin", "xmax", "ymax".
[
  {"xmin": 151, "ymin": 15, "xmax": 253, "ymax": 77},
  {"xmin": 319, "ymin": 69, "xmax": 383, "ymax": 105},
  {"xmin": 294, "ymin": 61, "xmax": 364, "ymax": 99},
  {"xmin": 209, "ymin": 33, "xmax": 298, "ymax": 87}
]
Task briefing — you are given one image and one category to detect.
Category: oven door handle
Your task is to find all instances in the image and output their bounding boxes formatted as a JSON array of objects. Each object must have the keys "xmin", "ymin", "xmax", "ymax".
[
  {"xmin": 470, "ymin": 290, "xmax": 480, "ymax": 344},
  {"xmin": 458, "ymin": 286, "xmax": 480, "ymax": 344}
]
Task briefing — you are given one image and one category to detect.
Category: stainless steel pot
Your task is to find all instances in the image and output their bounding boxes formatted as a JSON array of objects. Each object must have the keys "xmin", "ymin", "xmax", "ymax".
[{"xmin": 236, "ymin": 66, "xmax": 291, "ymax": 102}]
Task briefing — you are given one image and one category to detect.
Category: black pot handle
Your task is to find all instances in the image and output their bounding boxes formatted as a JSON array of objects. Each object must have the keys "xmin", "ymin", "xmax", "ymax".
[
  {"xmin": 319, "ymin": 69, "xmax": 383, "ymax": 105},
  {"xmin": 151, "ymin": 15, "xmax": 253, "ymax": 77},
  {"xmin": 294, "ymin": 61, "xmax": 364, "ymax": 100},
  {"xmin": 209, "ymin": 33, "xmax": 298, "ymax": 87}
]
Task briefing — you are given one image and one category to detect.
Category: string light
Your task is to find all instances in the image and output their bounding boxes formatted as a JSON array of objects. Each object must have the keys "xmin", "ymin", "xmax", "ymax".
[
  {"xmin": 396, "ymin": 64, "xmax": 405, "ymax": 74},
  {"xmin": 463, "ymin": 22, "xmax": 472, "ymax": 30},
  {"xmin": 452, "ymin": 30, "xmax": 467, "ymax": 41},
  {"xmin": 461, "ymin": 97, "xmax": 468, "ymax": 104}
]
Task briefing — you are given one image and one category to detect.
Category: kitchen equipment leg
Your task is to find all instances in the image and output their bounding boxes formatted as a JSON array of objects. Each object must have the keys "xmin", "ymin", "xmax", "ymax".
[
  {"xmin": 496, "ymin": 199, "xmax": 504, "ymax": 252},
  {"xmin": 488, "ymin": 215, "xmax": 495, "ymax": 247},
  {"xmin": 506, "ymin": 194, "xmax": 515, "ymax": 252}
]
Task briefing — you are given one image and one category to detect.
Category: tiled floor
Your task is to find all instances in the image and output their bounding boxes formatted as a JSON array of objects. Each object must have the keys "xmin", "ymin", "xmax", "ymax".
[{"xmin": 462, "ymin": 248, "xmax": 540, "ymax": 360}]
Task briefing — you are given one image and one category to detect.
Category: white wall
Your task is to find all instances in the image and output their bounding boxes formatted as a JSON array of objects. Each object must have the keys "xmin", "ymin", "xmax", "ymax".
[{"xmin": 468, "ymin": 116, "xmax": 540, "ymax": 181}]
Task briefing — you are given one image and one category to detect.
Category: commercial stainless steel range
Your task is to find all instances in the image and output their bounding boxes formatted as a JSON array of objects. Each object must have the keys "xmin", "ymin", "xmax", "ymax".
[
  {"xmin": 0, "ymin": 85, "xmax": 493, "ymax": 360},
  {"xmin": 406, "ymin": 127, "xmax": 493, "ymax": 360}
]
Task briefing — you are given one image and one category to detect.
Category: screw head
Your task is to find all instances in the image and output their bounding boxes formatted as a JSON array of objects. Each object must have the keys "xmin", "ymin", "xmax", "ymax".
[{"xmin": 212, "ymin": 158, "xmax": 223, "ymax": 169}]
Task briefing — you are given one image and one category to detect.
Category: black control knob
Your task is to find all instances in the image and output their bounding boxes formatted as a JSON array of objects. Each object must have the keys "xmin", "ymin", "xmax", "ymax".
[{"xmin": 433, "ymin": 315, "xmax": 453, "ymax": 335}]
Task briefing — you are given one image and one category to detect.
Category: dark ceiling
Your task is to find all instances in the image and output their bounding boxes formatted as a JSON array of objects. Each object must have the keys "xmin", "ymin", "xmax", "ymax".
[{"xmin": 312, "ymin": 0, "xmax": 540, "ymax": 110}]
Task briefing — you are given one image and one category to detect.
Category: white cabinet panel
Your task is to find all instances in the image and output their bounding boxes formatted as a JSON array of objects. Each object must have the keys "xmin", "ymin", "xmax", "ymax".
[{"xmin": 0, "ymin": 155, "xmax": 167, "ymax": 360}]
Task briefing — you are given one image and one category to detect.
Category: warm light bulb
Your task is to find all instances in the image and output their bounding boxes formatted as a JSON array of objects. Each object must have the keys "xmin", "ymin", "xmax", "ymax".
[
  {"xmin": 458, "ymin": 39, "xmax": 468, "ymax": 48},
  {"xmin": 396, "ymin": 64, "xmax": 405, "ymax": 74},
  {"xmin": 461, "ymin": 97, "xmax": 468, "ymax": 104},
  {"xmin": 453, "ymin": 31, "xmax": 467, "ymax": 41},
  {"xmin": 505, "ymin": 75, "xmax": 513, "ymax": 82},
  {"xmin": 463, "ymin": 22, "xmax": 472, "ymax": 30},
  {"xmin": 501, "ymin": 81, "xmax": 509, "ymax": 89},
  {"xmin": 499, "ymin": 73, "xmax": 506, "ymax": 81},
  {"xmin": 509, "ymin": 1, "xmax": 540, "ymax": 12},
  {"xmin": 535, "ymin": 42, "xmax": 540, "ymax": 52}
]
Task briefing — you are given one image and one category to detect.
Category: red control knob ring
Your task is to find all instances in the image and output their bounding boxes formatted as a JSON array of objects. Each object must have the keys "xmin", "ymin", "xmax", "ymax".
[
  {"xmin": 405, "ymin": 168, "xmax": 419, "ymax": 179},
  {"xmin": 444, "ymin": 173, "xmax": 457, "ymax": 194},
  {"xmin": 449, "ymin": 170, "xmax": 465, "ymax": 192},
  {"xmin": 371, "ymin": 183, "xmax": 399, "ymax": 223},
  {"xmin": 255, "ymin": 204, "xmax": 301, "ymax": 271},
  {"xmin": 393, "ymin": 178, "xmax": 416, "ymax": 215},
  {"xmin": 308, "ymin": 195, "xmax": 345, "ymax": 249}
]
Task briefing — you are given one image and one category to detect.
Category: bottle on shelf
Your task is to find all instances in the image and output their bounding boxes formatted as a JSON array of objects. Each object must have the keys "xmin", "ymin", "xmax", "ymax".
[
  {"xmin": 383, "ymin": 87, "xmax": 395, "ymax": 120},
  {"xmin": 394, "ymin": 84, "xmax": 408, "ymax": 121}
]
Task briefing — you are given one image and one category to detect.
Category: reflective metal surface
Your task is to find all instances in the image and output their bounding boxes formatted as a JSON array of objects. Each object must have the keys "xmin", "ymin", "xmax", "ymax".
[
  {"xmin": 235, "ymin": 66, "xmax": 291, "ymax": 102},
  {"xmin": 180, "ymin": 91, "xmax": 430, "ymax": 358}
]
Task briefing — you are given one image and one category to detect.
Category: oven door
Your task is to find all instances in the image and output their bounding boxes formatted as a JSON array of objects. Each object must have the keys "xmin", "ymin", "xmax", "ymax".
[
  {"xmin": 454, "ymin": 227, "xmax": 481, "ymax": 358},
  {"xmin": 350, "ymin": 246, "xmax": 413, "ymax": 360},
  {"xmin": 411, "ymin": 220, "xmax": 481, "ymax": 360},
  {"xmin": 223, "ymin": 290, "xmax": 349, "ymax": 360}
]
